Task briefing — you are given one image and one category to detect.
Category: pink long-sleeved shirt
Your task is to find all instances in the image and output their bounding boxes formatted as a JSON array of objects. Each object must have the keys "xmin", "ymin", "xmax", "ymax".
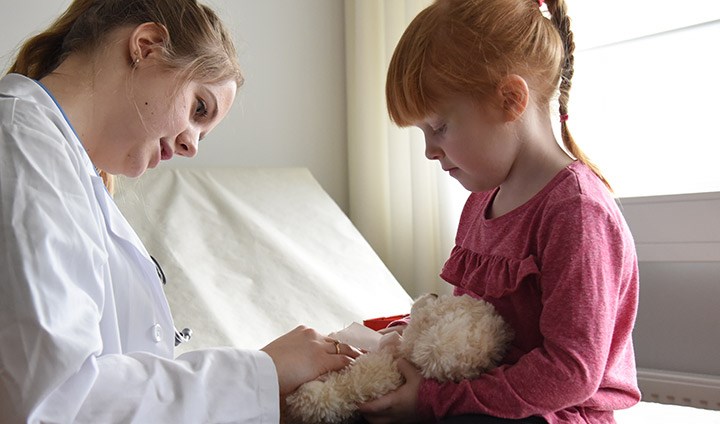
[{"xmin": 418, "ymin": 161, "xmax": 641, "ymax": 423}]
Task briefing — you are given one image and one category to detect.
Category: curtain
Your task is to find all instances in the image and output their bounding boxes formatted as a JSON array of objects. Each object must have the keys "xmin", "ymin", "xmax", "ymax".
[{"xmin": 344, "ymin": 0, "xmax": 465, "ymax": 298}]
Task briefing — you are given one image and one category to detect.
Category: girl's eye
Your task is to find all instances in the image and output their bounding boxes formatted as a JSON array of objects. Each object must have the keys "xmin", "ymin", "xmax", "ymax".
[
  {"xmin": 195, "ymin": 99, "xmax": 208, "ymax": 118},
  {"xmin": 433, "ymin": 124, "xmax": 447, "ymax": 135}
]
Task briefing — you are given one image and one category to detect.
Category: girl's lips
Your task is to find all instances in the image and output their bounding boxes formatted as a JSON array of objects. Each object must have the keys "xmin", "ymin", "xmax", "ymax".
[{"xmin": 160, "ymin": 140, "xmax": 174, "ymax": 161}]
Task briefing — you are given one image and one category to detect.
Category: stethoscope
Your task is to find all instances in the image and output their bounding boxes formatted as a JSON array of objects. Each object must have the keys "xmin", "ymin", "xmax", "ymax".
[{"xmin": 150, "ymin": 255, "xmax": 193, "ymax": 347}]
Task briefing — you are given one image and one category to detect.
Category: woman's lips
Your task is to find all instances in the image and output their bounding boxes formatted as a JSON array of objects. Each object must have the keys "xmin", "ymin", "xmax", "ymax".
[{"xmin": 160, "ymin": 140, "xmax": 174, "ymax": 161}]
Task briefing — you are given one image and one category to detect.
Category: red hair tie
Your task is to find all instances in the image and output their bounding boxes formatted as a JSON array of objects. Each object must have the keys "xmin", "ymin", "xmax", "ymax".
[
  {"xmin": 538, "ymin": 0, "xmax": 545, "ymax": 6},
  {"xmin": 560, "ymin": 114, "xmax": 569, "ymax": 123}
]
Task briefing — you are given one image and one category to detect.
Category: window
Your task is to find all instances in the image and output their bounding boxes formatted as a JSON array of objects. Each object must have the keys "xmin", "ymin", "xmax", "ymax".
[{"xmin": 570, "ymin": 1, "xmax": 720, "ymax": 198}]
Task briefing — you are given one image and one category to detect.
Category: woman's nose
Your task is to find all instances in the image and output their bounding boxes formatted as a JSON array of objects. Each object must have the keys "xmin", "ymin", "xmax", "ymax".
[{"xmin": 176, "ymin": 131, "xmax": 199, "ymax": 158}]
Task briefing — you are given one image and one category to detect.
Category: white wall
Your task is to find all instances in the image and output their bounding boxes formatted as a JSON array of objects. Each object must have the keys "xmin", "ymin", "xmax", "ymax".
[
  {"xmin": 570, "ymin": 3, "xmax": 720, "ymax": 198},
  {"xmin": 620, "ymin": 192, "xmax": 720, "ymax": 377},
  {"xmin": 0, "ymin": 0, "xmax": 350, "ymax": 211}
]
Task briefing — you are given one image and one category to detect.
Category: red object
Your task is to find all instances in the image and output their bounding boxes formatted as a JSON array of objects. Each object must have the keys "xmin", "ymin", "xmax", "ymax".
[{"xmin": 363, "ymin": 314, "xmax": 410, "ymax": 331}]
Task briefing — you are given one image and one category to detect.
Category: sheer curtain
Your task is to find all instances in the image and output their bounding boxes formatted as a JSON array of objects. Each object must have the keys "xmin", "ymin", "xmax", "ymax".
[{"xmin": 344, "ymin": 0, "xmax": 465, "ymax": 297}]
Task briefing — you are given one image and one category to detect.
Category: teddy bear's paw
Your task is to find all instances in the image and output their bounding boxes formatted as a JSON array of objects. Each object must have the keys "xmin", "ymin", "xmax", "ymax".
[
  {"xmin": 286, "ymin": 380, "xmax": 357, "ymax": 424},
  {"xmin": 342, "ymin": 351, "xmax": 404, "ymax": 403}
]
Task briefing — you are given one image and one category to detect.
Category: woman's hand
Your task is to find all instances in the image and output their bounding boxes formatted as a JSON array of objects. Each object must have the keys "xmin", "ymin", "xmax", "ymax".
[
  {"xmin": 261, "ymin": 325, "xmax": 361, "ymax": 396},
  {"xmin": 358, "ymin": 358, "xmax": 431, "ymax": 424}
]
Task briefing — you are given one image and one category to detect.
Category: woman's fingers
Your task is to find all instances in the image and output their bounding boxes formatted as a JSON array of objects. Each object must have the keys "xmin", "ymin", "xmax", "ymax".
[
  {"xmin": 324, "ymin": 338, "xmax": 362, "ymax": 358},
  {"xmin": 262, "ymin": 326, "xmax": 363, "ymax": 395}
]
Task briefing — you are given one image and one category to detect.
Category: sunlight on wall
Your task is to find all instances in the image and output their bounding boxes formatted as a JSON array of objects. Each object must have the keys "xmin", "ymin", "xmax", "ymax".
[
  {"xmin": 572, "ymin": 21, "xmax": 720, "ymax": 198},
  {"xmin": 569, "ymin": 1, "xmax": 720, "ymax": 198}
]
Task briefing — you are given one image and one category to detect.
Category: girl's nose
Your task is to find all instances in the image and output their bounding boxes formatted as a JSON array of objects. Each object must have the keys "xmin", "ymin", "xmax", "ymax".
[
  {"xmin": 424, "ymin": 137, "xmax": 444, "ymax": 160},
  {"xmin": 176, "ymin": 131, "xmax": 199, "ymax": 158}
]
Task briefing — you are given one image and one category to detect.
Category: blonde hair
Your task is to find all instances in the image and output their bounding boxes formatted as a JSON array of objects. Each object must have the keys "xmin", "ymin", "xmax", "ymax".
[
  {"xmin": 7, "ymin": 0, "xmax": 243, "ymax": 192},
  {"xmin": 386, "ymin": 0, "xmax": 611, "ymax": 190}
]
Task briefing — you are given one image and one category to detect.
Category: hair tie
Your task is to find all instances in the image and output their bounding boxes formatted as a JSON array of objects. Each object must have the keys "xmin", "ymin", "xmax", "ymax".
[
  {"xmin": 538, "ymin": 0, "xmax": 545, "ymax": 6},
  {"xmin": 560, "ymin": 113, "xmax": 569, "ymax": 123}
]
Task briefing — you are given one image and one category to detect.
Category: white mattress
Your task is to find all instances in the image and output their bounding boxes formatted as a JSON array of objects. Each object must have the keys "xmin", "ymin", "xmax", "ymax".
[
  {"xmin": 616, "ymin": 401, "xmax": 720, "ymax": 423},
  {"xmin": 115, "ymin": 167, "xmax": 413, "ymax": 354}
]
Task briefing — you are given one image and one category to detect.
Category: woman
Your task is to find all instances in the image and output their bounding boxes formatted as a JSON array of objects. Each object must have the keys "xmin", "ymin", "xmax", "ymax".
[{"xmin": 0, "ymin": 0, "xmax": 357, "ymax": 422}]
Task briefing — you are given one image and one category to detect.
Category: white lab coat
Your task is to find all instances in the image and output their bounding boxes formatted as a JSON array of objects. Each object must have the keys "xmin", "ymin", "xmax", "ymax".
[{"xmin": 0, "ymin": 73, "xmax": 279, "ymax": 423}]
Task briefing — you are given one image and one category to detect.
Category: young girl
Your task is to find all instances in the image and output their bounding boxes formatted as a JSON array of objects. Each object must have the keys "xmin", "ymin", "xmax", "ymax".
[
  {"xmin": 359, "ymin": 0, "xmax": 641, "ymax": 423},
  {"xmin": 0, "ymin": 0, "xmax": 357, "ymax": 422}
]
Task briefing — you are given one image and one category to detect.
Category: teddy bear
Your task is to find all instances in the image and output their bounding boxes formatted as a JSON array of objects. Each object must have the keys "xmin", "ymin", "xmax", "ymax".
[{"xmin": 284, "ymin": 293, "xmax": 514, "ymax": 424}]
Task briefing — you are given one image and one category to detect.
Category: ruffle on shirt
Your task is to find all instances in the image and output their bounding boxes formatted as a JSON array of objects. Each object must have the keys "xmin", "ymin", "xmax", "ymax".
[{"xmin": 440, "ymin": 245, "xmax": 541, "ymax": 298}]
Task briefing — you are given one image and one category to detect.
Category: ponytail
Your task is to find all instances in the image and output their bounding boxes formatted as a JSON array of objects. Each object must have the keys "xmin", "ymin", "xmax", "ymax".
[
  {"xmin": 7, "ymin": 0, "xmax": 95, "ymax": 80},
  {"xmin": 7, "ymin": 0, "xmax": 116, "ymax": 191},
  {"xmin": 546, "ymin": 0, "xmax": 612, "ymax": 191}
]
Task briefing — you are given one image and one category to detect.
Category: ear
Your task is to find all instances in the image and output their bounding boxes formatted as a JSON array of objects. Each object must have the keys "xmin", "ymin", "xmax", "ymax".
[
  {"xmin": 496, "ymin": 74, "xmax": 529, "ymax": 122},
  {"xmin": 127, "ymin": 22, "xmax": 168, "ymax": 63}
]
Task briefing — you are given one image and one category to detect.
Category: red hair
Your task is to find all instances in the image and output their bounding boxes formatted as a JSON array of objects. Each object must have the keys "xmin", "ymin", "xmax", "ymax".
[{"xmin": 386, "ymin": 0, "xmax": 611, "ymax": 190}]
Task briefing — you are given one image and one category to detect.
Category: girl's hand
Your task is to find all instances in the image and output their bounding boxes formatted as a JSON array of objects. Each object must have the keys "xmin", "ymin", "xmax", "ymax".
[
  {"xmin": 261, "ymin": 325, "xmax": 361, "ymax": 395},
  {"xmin": 378, "ymin": 323, "xmax": 408, "ymax": 336},
  {"xmin": 358, "ymin": 358, "xmax": 431, "ymax": 424}
]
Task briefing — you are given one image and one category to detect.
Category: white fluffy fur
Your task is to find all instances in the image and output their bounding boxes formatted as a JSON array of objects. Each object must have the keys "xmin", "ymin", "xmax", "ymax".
[{"xmin": 285, "ymin": 294, "xmax": 513, "ymax": 424}]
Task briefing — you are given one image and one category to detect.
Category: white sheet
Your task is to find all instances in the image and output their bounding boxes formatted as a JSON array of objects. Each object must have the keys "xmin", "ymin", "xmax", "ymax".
[
  {"xmin": 616, "ymin": 401, "xmax": 720, "ymax": 423},
  {"xmin": 115, "ymin": 167, "xmax": 413, "ymax": 354}
]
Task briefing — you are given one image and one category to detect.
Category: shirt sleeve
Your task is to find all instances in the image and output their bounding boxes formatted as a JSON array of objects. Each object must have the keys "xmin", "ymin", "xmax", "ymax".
[
  {"xmin": 69, "ymin": 348, "xmax": 280, "ymax": 423},
  {"xmin": 418, "ymin": 194, "xmax": 639, "ymax": 420}
]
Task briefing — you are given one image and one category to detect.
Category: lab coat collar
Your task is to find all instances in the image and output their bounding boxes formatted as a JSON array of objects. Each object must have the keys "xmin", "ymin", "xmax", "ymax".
[
  {"xmin": 1, "ymin": 73, "xmax": 162, "ymax": 278},
  {"xmin": 0, "ymin": 73, "xmax": 97, "ymax": 177},
  {"xmin": 1, "ymin": 73, "xmax": 163, "ymax": 288}
]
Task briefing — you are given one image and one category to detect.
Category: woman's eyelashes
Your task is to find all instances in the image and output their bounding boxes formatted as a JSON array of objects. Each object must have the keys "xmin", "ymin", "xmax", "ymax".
[{"xmin": 195, "ymin": 98, "xmax": 209, "ymax": 118}]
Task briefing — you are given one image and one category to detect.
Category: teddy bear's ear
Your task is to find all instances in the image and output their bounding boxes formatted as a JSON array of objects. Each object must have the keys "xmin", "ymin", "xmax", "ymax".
[{"xmin": 411, "ymin": 293, "xmax": 438, "ymax": 312}]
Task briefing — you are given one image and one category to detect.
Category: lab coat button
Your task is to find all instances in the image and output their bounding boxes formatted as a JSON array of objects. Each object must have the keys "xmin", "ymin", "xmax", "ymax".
[{"xmin": 152, "ymin": 324, "xmax": 163, "ymax": 342}]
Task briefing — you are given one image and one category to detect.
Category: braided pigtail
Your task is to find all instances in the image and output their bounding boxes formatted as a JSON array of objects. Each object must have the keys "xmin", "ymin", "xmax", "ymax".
[{"xmin": 546, "ymin": 0, "xmax": 612, "ymax": 191}]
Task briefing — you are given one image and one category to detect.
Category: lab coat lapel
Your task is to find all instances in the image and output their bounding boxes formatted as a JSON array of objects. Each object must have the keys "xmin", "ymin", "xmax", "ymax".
[
  {"xmin": 90, "ymin": 175, "xmax": 148, "ymax": 255},
  {"xmin": 90, "ymin": 175, "xmax": 175, "ymax": 330}
]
